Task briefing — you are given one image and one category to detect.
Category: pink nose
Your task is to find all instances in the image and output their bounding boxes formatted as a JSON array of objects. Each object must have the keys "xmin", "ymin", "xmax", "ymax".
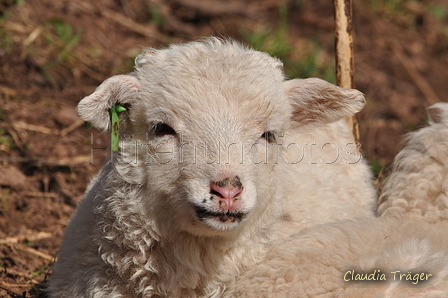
[
  {"xmin": 210, "ymin": 176, "xmax": 243, "ymax": 212},
  {"xmin": 211, "ymin": 184, "xmax": 242, "ymax": 200}
]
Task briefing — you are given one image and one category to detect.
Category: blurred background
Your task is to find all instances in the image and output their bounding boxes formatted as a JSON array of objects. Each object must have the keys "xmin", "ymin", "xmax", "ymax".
[{"xmin": 1, "ymin": 0, "xmax": 448, "ymax": 296}]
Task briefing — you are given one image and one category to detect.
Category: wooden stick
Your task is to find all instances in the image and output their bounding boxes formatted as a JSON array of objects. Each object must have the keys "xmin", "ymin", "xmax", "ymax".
[
  {"xmin": 334, "ymin": 0, "xmax": 361, "ymax": 144},
  {"xmin": 334, "ymin": 0, "xmax": 354, "ymax": 89}
]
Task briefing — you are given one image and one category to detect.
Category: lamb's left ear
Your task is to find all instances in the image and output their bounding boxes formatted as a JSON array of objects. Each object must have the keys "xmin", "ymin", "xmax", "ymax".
[
  {"xmin": 284, "ymin": 78, "xmax": 365, "ymax": 129},
  {"xmin": 76, "ymin": 74, "xmax": 140, "ymax": 131}
]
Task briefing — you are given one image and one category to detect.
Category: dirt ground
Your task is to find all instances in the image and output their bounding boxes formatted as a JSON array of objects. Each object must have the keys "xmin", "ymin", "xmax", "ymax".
[{"xmin": 0, "ymin": 0, "xmax": 448, "ymax": 296}]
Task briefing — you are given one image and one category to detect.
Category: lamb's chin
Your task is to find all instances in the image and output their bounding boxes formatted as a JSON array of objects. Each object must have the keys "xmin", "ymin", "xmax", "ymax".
[
  {"xmin": 201, "ymin": 215, "xmax": 247, "ymax": 231},
  {"xmin": 197, "ymin": 220, "xmax": 242, "ymax": 234}
]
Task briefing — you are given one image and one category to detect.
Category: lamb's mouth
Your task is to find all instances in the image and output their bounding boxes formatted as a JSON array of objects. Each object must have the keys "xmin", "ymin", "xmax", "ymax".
[{"xmin": 195, "ymin": 206, "xmax": 247, "ymax": 223}]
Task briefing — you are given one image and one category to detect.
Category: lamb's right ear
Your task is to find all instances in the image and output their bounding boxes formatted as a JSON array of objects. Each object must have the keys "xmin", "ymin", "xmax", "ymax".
[{"xmin": 76, "ymin": 74, "xmax": 140, "ymax": 131}]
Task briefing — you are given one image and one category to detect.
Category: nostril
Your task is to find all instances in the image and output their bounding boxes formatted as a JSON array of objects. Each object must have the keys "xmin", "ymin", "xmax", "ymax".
[
  {"xmin": 210, "ymin": 188, "xmax": 224, "ymax": 198},
  {"xmin": 210, "ymin": 184, "xmax": 242, "ymax": 200},
  {"xmin": 210, "ymin": 176, "xmax": 243, "ymax": 201}
]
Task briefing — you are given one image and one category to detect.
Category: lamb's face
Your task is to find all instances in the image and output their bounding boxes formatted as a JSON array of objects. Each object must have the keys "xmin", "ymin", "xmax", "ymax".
[
  {"xmin": 76, "ymin": 38, "xmax": 366, "ymax": 236},
  {"xmin": 128, "ymin": 44, "xmax": 289, "ymax": 234},
  {"xmin": 130, "ymin": 98, "xmax": 286, "ymax": 234}
]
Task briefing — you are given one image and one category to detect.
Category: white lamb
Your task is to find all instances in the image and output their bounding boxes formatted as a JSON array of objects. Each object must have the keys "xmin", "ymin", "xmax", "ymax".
[
  {"xmin": 48, "ymin": 38, "xmax": 376, "ymax": 297},
  {"xmin": 378, "ymin": 102, "xmax": 448, "ymax": 223},
  {"xmin": 233, "ymin": 102, "xmax": 448, "ymax": 298}
]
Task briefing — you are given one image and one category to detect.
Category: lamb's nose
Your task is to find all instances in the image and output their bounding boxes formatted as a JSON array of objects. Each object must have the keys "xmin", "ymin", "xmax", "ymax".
[{"xmin": 210, "ymin": 176, "xmax": 243, "ymax": 201}]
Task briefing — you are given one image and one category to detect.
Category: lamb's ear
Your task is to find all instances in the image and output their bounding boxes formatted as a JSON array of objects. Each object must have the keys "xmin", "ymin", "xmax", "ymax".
[
  {"xmin": 76, "ymin": 74, "xmax": 140, "ymax": 131},
  {"xmin": 428, "ymin": 102, "xmax": 448, "ymax": 125},
  {"xmin": 284, "ymin": 78, "xmax": 365, "ymax": 129}
]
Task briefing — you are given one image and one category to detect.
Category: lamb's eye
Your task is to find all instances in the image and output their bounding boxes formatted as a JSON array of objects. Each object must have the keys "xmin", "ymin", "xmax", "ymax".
[
  {"xmin": 261, "ymin": 131, "xmax": 276, "ymax": 143},
  {"xmin": 153, "ymin": 123, "xmax": 176, "ymax": 136}
]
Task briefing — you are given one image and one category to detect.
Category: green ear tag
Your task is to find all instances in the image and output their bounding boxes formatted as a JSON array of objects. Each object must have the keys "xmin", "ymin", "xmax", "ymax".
[{"xmin": 110, "ymin": 105, "xmax": 126, "ymax": 152}]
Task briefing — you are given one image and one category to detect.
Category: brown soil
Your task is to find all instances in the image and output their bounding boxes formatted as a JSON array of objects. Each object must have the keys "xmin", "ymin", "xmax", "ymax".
[{"xmin": 1, "ymin": 0, "xmax": 447, "ymax": 296}]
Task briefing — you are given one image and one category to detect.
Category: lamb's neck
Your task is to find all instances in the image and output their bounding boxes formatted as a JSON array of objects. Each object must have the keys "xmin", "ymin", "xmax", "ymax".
[{"xmin": 152, "ymin": 224, "xmax": 269, "ymax": 296}]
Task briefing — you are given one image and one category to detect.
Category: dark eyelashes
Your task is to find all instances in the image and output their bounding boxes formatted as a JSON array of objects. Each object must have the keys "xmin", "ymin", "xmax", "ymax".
[
  {"xmin": 153, "ymin": 123, "xmax": 177, "ymax": 136},
  {"xmin": 261, "ymin": 131, "xmax": 276, "ymax": 143},
  {"xmin": 151, "ymin": 123, "xmax": 276, "ymax": 144}
]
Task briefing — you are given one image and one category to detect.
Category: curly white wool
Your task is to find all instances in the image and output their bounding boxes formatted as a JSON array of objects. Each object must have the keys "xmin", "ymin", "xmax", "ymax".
[{"xmin": 48, "ymin": 38, "xmax": 376, "ymax": 298}]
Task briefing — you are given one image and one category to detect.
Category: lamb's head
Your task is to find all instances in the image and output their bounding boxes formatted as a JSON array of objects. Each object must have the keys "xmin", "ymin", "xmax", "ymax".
[{"xmin": 77, "ymin": 38, "xmax": 365, "ymax": 236}]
